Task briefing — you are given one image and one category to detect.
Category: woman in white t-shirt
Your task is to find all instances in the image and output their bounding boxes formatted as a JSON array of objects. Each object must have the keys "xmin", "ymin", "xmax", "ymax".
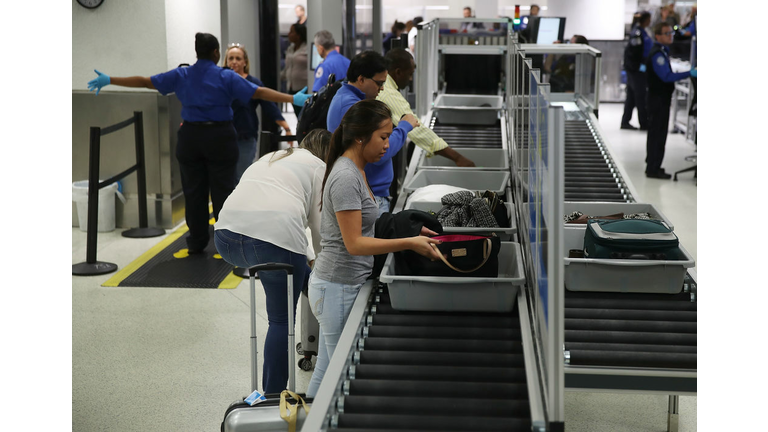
[{"xmin": 214, "ymin": 129, "xmax": 331, "ymax": 394}]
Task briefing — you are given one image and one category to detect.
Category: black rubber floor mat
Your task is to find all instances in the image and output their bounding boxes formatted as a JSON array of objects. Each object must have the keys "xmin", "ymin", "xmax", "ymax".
[{"xmin": 105, "ymin": 225, "xmax": 239, "ymax": 289}]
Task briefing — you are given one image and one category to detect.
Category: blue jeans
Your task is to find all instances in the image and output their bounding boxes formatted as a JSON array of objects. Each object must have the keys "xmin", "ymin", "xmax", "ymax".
[
  {"xmin": 214, "ymin": 229, "xmax": 310, "ymax": 394},
  {"xmin": 374, "ymin": 195, "xmax": 391, "ymax": 217},
  {"xmin": 235, "ymin": 136, "xmax": 259, "ymax": 184},
  {"xmin": 305, "ymin": 273, "xmax": 363, "ymax": 398}
]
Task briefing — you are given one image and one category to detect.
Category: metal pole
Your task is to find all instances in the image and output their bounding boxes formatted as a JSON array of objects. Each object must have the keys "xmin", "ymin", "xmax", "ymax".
[
  {"xmin": 134, "ymin": 112, "xmax": 148, "ymax": 228},
  {"xmin": 250, "ymin": 273, "xmax": 259, "ymax": 393},
  {"xmin": 667, "ymin": 395, "xmax": 680, "ymax": 432},
  {"xmin": 122, "ymin": 112, "xmax": 164, "ymax": 238},
  {"xmin": 287, "ymin": 273, "xmax": 295, "ymax": 392},
  {"xmin": 85, "ymin": 127, "xmax": 101, "ymax": 264}
]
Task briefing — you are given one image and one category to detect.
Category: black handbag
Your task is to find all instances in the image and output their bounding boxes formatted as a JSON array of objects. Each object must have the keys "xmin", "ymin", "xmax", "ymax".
[{"xmin": 398, "ymin": 234, "xmax": 501, "ymax": 277}]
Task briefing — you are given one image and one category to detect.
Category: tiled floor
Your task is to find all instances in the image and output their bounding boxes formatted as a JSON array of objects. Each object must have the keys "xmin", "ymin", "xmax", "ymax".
[{"xmin": 72, "ymin": 102, "xmax": 696, "ymax": 431}]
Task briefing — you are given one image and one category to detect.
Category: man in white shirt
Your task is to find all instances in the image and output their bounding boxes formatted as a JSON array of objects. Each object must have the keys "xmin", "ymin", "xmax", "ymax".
[{"xmin": 408, "ymin": 16, "xmax": 423, "ymax": 53}]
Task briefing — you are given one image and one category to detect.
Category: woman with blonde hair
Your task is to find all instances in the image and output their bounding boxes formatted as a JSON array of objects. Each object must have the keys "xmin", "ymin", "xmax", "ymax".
[
  {"xmin": 224, "ymin": 43, "xmax": 298, "ymax": 183},
  {"xmin": 215, "ymin": 128, "xmax": 331, "ymax": 393}
]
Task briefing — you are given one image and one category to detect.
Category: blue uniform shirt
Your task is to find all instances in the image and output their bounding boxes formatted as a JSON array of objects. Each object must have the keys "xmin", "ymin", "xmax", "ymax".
[
  {"xmin": 326, "ymin": 83, "xmax": 414, "ymax": 197},
  {"xmin": 650, "ymin": 44, "xmax": 691, "ymax": 83},
  {"xmin": 151, "ymin": 59, "xmax": 258, "ymax": 122},
  {"xmin": 232, "ymin": 75, "xmax": 285, "ymax": 138},
  {"xmin": 641, "ymin": 28, "xmax": 654, "ymax": 59},
  {"xmin": 312, "ymin": 50, "xmax": 351, "ymax": 92}
]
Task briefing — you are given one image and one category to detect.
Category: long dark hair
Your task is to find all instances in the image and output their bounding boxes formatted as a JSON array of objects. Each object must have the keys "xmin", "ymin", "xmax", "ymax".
[{"xmin": 320, "ymin": 100, "xmax": 392, "ymax": 209}]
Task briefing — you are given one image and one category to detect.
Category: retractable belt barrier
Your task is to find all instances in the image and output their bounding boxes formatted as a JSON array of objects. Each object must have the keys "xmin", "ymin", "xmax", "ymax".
[{"xmin": 73, "ymin": 111, "xmax": 165, "ymax": 277}]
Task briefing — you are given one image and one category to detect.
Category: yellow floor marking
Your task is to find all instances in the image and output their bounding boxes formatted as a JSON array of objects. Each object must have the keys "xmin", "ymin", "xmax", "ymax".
[
  {"xmin": 173, "ymin": 249, "xmax": 190, "ymax": 258},
  {"xmin": 218, "ymin": 272, "xmax": 243, "ymax": 289},
  {"xmin": 102, "ymin": 224, "xmax": 189, "ymax": 287},
  {"xmin": 213, "ymin": 253, "xmax": 222, "ymax": 259}
]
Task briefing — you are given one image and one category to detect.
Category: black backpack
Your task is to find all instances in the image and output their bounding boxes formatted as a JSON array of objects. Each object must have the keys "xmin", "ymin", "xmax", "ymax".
[{"xmin": 295, "ymin": 74, "xmax": 343, "ymax": 144}]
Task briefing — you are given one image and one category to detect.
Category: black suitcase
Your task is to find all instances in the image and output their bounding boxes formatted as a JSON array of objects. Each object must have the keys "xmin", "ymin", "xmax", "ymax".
[{"xmin": 221, "ymin": 264, "xmax": 312, "ymax": 432}]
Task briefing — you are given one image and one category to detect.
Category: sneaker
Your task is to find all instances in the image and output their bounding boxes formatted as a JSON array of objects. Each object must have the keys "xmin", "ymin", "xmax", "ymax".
[
  {"xmin": 620, "ymin": 123, "xmax": 638, "ymax": 130},
  {"xmin": 646, "ymin": 171, "xmax": 672, "ymax": 179}
]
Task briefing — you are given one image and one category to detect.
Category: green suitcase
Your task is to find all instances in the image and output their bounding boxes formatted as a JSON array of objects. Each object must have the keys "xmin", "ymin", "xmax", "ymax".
[{"xmin": 583, "ymin": 219, "xmax": 684, "ymax": 260}]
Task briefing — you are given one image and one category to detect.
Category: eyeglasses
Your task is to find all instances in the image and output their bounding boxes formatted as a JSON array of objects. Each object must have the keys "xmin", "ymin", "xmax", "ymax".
[
  {"xmin": 228, "ymin": 42, "xmax": 245, "ymax": 48},
  {"xmin": 662, "ymin": 31, "xmax": 675, "ymax": 36},
  {"xmin": 370, "ymin": 78, "xmax": 386, "ymax": 88}
]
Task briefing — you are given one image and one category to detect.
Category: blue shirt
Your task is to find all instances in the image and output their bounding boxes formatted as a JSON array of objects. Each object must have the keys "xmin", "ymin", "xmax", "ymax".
[
  {"xmin": 312, "ymin": 50, "xmax": 351, "ymax": 92},
  {"xmin": 151, "ymin": 59, "xmax": 258, "ymax": 122},
  {"xmin": 232, "ymin": 75, "xmax": 285, "ymax": 138},
  {"xmin": 326, "ymin": 83, "xmax": 414, "ymax": 197},
  {"xmin": 641, "ymin": 28, "xmax": 654, "ymax": 59},
  {"xmin": 650, "ymin": 44, "xmax": 691, "ymax": 83}
]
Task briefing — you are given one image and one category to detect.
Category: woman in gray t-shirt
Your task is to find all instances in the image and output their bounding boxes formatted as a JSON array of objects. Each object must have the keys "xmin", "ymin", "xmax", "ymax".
[{"xmin": 306, "ymin": 100, "xmax": 442, "ymax": 397}]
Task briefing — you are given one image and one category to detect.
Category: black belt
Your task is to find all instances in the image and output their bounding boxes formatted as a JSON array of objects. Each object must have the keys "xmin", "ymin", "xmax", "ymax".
[{"xmin": 183, "ymin": 120, "xmax": 232, "ymax": 127}]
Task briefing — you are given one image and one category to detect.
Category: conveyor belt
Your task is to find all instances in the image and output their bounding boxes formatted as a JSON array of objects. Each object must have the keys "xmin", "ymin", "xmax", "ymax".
[
  {"xmin": 563, "ymin": 119, "xmax": 631, "ymax": 202},
  {"xmin": 326, "ymin": 286, "xmax": 532, "ymax": 431},
  {"xmin": 429, "ymin": 117, "xmax": 503, "ymax": 149},
  {"xmin": 564, "ymin": 275, "xmax": 697, "ymax": 371}
]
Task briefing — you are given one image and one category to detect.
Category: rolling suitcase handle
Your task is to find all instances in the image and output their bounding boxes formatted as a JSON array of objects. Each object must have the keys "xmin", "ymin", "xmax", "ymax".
[{"xmin": 246, "ymin": 263, "xmax": 296, "ymax": 393}]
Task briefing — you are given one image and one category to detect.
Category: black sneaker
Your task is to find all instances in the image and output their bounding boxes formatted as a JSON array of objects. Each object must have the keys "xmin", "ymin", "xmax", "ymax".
[
  {"xmin": 620, "ymin": 123, "xmax": 638, "ymax": 130},
  {"xmin": 646, "ymin": 171, "xmax": 672, "ymax": 179}
]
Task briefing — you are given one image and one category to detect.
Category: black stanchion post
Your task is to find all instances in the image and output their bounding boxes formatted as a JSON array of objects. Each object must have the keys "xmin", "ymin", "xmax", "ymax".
[
  {"xmin": 73, "ymin": 127, "xmax": 118, "ymax": 276},
  {"xmin": 123, "ymin": 111, "xmax": 164, "ymax": 238}
]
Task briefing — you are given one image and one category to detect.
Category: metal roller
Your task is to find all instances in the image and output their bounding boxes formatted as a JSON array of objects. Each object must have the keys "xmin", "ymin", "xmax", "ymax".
[
  {"xmin": 565, "ymin": 308, "xmax": 697, "ymax": 322},
  {"xmin": 352, "ymin": 364, "xmax": 528, "ymax": 383},
  {"xmin": 564, "ymin": 318, "xmax": 697, "ymax": 334},
  {"xmin": 367, "ymin": 325, "xmax": 521, "ymax": 340},
  {"xmin": 567, "ymin": 349, "xmax": 697, "ymax": 369},
  {"xmin": 362, "ymin": 337, "xmax": 523, "ymax": 354},
  {"xmin": 335, "ymin": 413, "xmax": 531, "ymax": 431},
  {"xmin": 369, "ymin": 313, "xmax": 519, "ymax": 329},
  {"xmin": 341, "ymin": 395, "xmax": 531, "ymax": 418},
  {"xmin": 565, "ymin": 329, "xmax": 697, "ymax": 346},
  {"xmin": 359, "ymin": 350, "xmax": 524, "ymax": 367},
  {"xmin": 344, "ymin": 379, "xmax": 530, "ymax": 400},
  {"xmin": 564, "ymin": 342, "xmax": 697, "ymax": 354}
]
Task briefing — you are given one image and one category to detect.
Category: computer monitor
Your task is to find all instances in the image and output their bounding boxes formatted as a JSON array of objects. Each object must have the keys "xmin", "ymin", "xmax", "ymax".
[{"xmin": 530, "ymin": 17, "xmax": 566, "ymax": 45}]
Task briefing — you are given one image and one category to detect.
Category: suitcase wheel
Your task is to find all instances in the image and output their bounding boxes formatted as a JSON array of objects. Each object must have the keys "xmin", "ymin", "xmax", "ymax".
[
  {"xmin": 298, "ymin": 357, "xmax": 314, "ymax": 371},
  {"xmin": 296, "ymin": 342, "xmax": 304, "ymax": 356}
]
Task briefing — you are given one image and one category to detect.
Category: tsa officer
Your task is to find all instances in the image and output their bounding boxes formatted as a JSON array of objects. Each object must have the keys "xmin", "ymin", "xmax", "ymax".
[
  {"xmin": 312, "ymin": 30, "xmax": 351, "ymax": 92},
  {"xmin": 87, "ymin": 32, "xmax": 311, "ymax": 253},
  {"xmin": 644, "ymin": 23, "xmax": 696, "ymax": 179},
  {"xmin": 621, "ymin": 11, "xmax": 654, "ymax": 130}
]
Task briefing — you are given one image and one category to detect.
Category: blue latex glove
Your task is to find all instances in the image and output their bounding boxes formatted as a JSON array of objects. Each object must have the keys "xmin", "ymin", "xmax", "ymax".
[
  {"xmin": 88, "ymin": 70, "xmax": 111, "ymax": 95},
  {"xmin": 690, "ymin": 68, "xmax": 697, "ymax": 78},
  {"xmin": 293, "ymin": 86, "xmax": 310, "ymax": 106},
  {"xmin": 639, "ymin": 64, "xmax": 647, "ymax": 72}
]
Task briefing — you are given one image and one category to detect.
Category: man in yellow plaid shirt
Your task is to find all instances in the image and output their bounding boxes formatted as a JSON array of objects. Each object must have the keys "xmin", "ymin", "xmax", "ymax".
[{"xmin": 376, "ymin": 48, "xmax": 475, "ymax": 168}]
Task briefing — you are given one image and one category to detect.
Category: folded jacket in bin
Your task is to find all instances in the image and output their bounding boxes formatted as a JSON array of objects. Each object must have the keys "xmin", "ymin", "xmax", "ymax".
[
  {"xmin": 583, "ymin": 219, "xmax": 684, "ymax": 260},
  {"xmin": 397, "ymin": 234, "xmax": 501, "ymax": 277}
]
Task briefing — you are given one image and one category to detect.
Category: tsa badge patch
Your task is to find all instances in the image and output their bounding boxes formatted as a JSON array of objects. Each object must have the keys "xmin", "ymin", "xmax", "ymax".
[
  {"xmin": 656, "ymin": 56, "xmax": 666, "ymax": 66},
  {"xmin": 315, "ymin": 67, "xmax": 324, "ymax": 78}
]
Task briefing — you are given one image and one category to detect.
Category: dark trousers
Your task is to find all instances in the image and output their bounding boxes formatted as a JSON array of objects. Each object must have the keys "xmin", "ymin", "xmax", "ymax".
[
  {"xmin": 176, "ymin": 122, "xmax": 238, "ymax": 251},
  {"xmin": 621, "ymin": 70, "xmax": 649, "ymax": 128},
  {"xmin": 214, "ymin": 230, "xmax": 310, "ymax": 393},
  {"xmin": 645, "ymin": 92, "xmax": 672, "ymax": 174}
]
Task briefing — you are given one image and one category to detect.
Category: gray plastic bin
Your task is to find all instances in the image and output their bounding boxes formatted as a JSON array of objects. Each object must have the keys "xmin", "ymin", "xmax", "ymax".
[
  {"xmin": 563, "ymin": 229, "xmax": 695, "ymax": 294},
  {"xmin": 563, "ymin": 202, "xmax": 674, "ymax": 231},
  {"xmin": 433, "ymin": 94, "xmax": 502, "ymax": 125},
  {"xmin": 418, "ymin": 148, "xmax": 509, "ymax": 171},
  {"xmin": 379, "ymin": 242, "xmax": 525, "ymax": 312},
  {"xmin": 403, "ymin": 169, "xmax": 509, "ymax": 195},
  {"xmin": 405, "ymin": 200, "xmax": 517, "ymax": 240}
]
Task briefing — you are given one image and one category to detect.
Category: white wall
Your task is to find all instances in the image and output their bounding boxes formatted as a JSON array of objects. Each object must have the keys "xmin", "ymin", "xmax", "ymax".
[
  {"xmin": 546, "ymin": 0, "xmax": 625, "ymax": 40},
  {"xmin": 72, "ymin": 0, "xmax": 221, "ymax": 92},
  {"xmin": 164, "ymin": 0, "xmax": 221, "ymax": 71},
  {"xmin": 72, "ymin": 1, "xmax": 168, "ymax": 91}
]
